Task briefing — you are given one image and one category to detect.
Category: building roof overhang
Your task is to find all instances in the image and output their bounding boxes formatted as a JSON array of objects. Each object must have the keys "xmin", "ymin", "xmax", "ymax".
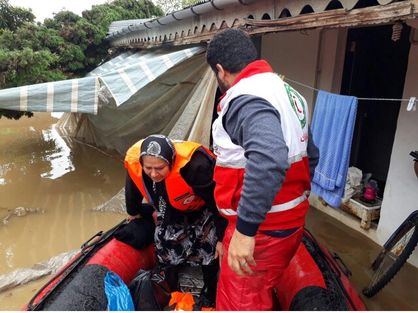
[{"xmin": 106, "ymin": 0, "xmax": 418, "ymax": 49}]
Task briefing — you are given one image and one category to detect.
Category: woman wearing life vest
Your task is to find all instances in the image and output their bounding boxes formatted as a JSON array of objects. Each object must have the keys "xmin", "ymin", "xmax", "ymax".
[
  {"xmin": 206, "ymin": 29, "xmax": 320, "ymax": 310},
  {"xmin": 123, "ymin": 134, "xmax": 226, "ymax": 306}
]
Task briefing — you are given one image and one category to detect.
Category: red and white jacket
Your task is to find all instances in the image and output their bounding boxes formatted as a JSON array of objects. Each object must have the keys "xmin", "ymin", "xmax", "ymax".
[{"xmin": 212, "ymin": 61, "xmax": 312, "ymax": 231}]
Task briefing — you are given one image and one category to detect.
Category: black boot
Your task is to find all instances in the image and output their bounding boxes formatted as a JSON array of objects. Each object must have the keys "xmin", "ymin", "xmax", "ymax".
[
  {"xmin": 162, "ymin": 264, "xmax": 180, "ymax": 292},
  {"xmin": 200, "ymin": 261, "xmax": 219, "ymax": 307}
]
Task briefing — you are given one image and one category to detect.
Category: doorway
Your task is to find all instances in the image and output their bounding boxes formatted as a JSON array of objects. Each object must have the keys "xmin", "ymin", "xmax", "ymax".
[{"xmin": 340, "ymin": 24, "xmax": 411, "ymax": 195}]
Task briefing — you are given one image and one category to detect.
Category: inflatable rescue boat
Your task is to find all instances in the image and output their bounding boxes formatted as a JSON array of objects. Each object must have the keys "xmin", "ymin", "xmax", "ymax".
[{"xmin": 23, "ymin": 220, "xmax": 366, "ymax": 311}]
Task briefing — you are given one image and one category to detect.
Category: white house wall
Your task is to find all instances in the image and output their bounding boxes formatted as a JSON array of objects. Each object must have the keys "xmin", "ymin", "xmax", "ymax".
[
  {"xmin": 260, "ymin": 30, "xmax": 320, "ymax": 114},
  {"xmin": 377, "ymin": 32, "xmax": 418, "ymax": 267},
  {"xmin": 260, "ymin": 28, "xmax": 344, "ymax": 118}
]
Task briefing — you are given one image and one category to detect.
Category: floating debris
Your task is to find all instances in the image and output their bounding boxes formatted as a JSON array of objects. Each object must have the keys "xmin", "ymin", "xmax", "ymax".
[
  {"xmin": 92, "ymin": 188, "xmax": 126, "ymax": 214},
  {"xmin": 0, "ymin": 250, "xmax": 79, "ymax": 293},
  {"xmin": 2, "ymin": 207, "xmax": 45, "ymax": 225}
]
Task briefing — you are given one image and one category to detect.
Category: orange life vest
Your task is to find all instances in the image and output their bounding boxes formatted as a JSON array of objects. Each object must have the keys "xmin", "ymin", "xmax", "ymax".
[
  {"xmin": 124, "ymin": 140, "xmax": 214, "ymax": 212},
  {"xmin": 168, "ymin": 292, "xmax": 215, "ymax": 311}
]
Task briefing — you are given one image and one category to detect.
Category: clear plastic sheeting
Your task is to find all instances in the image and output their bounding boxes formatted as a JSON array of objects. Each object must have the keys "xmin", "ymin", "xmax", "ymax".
[
  {"xmin": 169, "ymin": 66, "xmax": 217, "ymax": 148},
  {"xmin": 92, "ymin": 188, "xmax": 127, "ymax": 215},
  {"xmin": 56, "ymin": 51, "xmax": 217, "ymax": 156},
  {"xmin": 0, "ymin": 249, "xmax": 79, "ymax": 293}
]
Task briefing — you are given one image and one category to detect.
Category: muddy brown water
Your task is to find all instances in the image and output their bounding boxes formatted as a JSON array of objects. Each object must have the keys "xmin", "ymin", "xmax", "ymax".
[
  {"xmin": 306, "ymin": 208, "xmax": 418, "ymax": 310},
  {"xmin": 0, "ymin": 113, "xmax": 125, "ymax": 310},
  {"xmin": 1, "ymin": 113, "xmax": 418, "ymax": 310}
]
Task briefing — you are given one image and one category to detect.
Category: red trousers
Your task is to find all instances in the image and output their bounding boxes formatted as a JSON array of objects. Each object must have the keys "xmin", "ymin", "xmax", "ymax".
[{"xmin": 216, "ymin": 223, "xmax": 303, "ymax": 311}]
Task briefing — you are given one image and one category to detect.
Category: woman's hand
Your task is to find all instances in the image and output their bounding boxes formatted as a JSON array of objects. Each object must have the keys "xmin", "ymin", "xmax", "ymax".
[{"xmin": 126, "ymin": 214, "xmax": 140, "ymax": 222}]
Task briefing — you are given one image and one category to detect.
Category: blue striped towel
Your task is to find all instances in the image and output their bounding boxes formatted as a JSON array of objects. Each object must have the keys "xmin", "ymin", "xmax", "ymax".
[{"xmin": 311, "ymin": 90, "xmax": 358, "ymax": 208}]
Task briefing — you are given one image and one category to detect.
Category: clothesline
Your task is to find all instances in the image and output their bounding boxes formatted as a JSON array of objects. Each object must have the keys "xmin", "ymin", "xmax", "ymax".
[{"xmin": 283, "ymin": 77, "xmax": 417, "ymax": 103}]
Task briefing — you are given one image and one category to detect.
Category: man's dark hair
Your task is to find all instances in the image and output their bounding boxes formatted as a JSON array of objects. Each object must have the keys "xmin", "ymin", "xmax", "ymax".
[{"xmin": 206, "ymin": 28, "xmax": 258, "ymax": 74}]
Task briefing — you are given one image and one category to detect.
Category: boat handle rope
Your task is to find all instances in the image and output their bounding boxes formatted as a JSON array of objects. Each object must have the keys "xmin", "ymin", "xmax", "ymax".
[
  {"xmin": 303, "ymin": 228, "xmax": 357, "ymax": 310},
  {"xmin": 81, "ymin": 231, "xmax": 104, "ymax": 251}
]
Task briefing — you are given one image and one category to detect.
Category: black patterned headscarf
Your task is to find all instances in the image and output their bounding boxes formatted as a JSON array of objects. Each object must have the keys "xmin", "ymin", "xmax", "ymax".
[{"xmin": 140, "ymin": 134, "xmax": 176, "ymax": 167}]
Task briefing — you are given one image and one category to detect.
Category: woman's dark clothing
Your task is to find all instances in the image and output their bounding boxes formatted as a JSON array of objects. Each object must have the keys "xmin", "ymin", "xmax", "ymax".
[
  {"xmin": 125, "ymin": 148, "xmax": 227, "ymax": 266},
  {"xmin": 124, "ymin": 147, "xmax": 226, "ymax": 305}
]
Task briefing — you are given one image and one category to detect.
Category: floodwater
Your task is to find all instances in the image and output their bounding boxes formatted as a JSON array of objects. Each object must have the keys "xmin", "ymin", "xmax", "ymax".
[
  {"xmin": 307, "ymin": 208, "xmax": 418, "ymax": 310},
  {"xmin": 1, "ymin": 113, "xmax": 418, "ymax": 311},
  {"xmin": 0, "ymin": 113, "xmax": 126, "ymax": 310}
]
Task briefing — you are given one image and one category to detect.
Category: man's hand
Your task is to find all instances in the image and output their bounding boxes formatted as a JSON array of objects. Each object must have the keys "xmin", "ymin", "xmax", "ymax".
[
  {"xmin": 228, "ymin": 229, "xmax": 256, "ymax": 276},
  {"xmin": 127, "ymin": 214, "xmax": 140, "ymax": 222}
]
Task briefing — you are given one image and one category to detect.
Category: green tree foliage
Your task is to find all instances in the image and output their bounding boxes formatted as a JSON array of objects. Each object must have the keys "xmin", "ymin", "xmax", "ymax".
[
  {"xmin": 0, "ymin": 0, "xmax": 35, "ymax": 30},
  {"xmin": 0, "ymin": 0, "xmax": 163, "ymax": 119},
  {"xmin": 0, "ymin": 47, "xmax": 65, "ymax": 87}
]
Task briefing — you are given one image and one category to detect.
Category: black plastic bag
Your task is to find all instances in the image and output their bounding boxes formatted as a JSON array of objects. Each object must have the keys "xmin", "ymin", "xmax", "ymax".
[{"xmin": 128, "ymin": 269, "xmax": 171, "ymax": 310}]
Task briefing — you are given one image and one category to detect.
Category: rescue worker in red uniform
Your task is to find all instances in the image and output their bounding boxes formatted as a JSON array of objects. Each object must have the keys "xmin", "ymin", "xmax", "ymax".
[
  {"xmin": 206, "ymin": 29, "xmax": 320, "ymax": 310},
  {"xmin": 123, "ymin": 134, "xmax": 226, "ymax": 307}
]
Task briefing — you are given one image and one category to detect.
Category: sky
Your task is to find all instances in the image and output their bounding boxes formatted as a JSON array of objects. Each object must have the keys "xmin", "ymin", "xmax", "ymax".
[{"xmin": 9, "ymin": 0, "xmax": 110, "ymax": 22}]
